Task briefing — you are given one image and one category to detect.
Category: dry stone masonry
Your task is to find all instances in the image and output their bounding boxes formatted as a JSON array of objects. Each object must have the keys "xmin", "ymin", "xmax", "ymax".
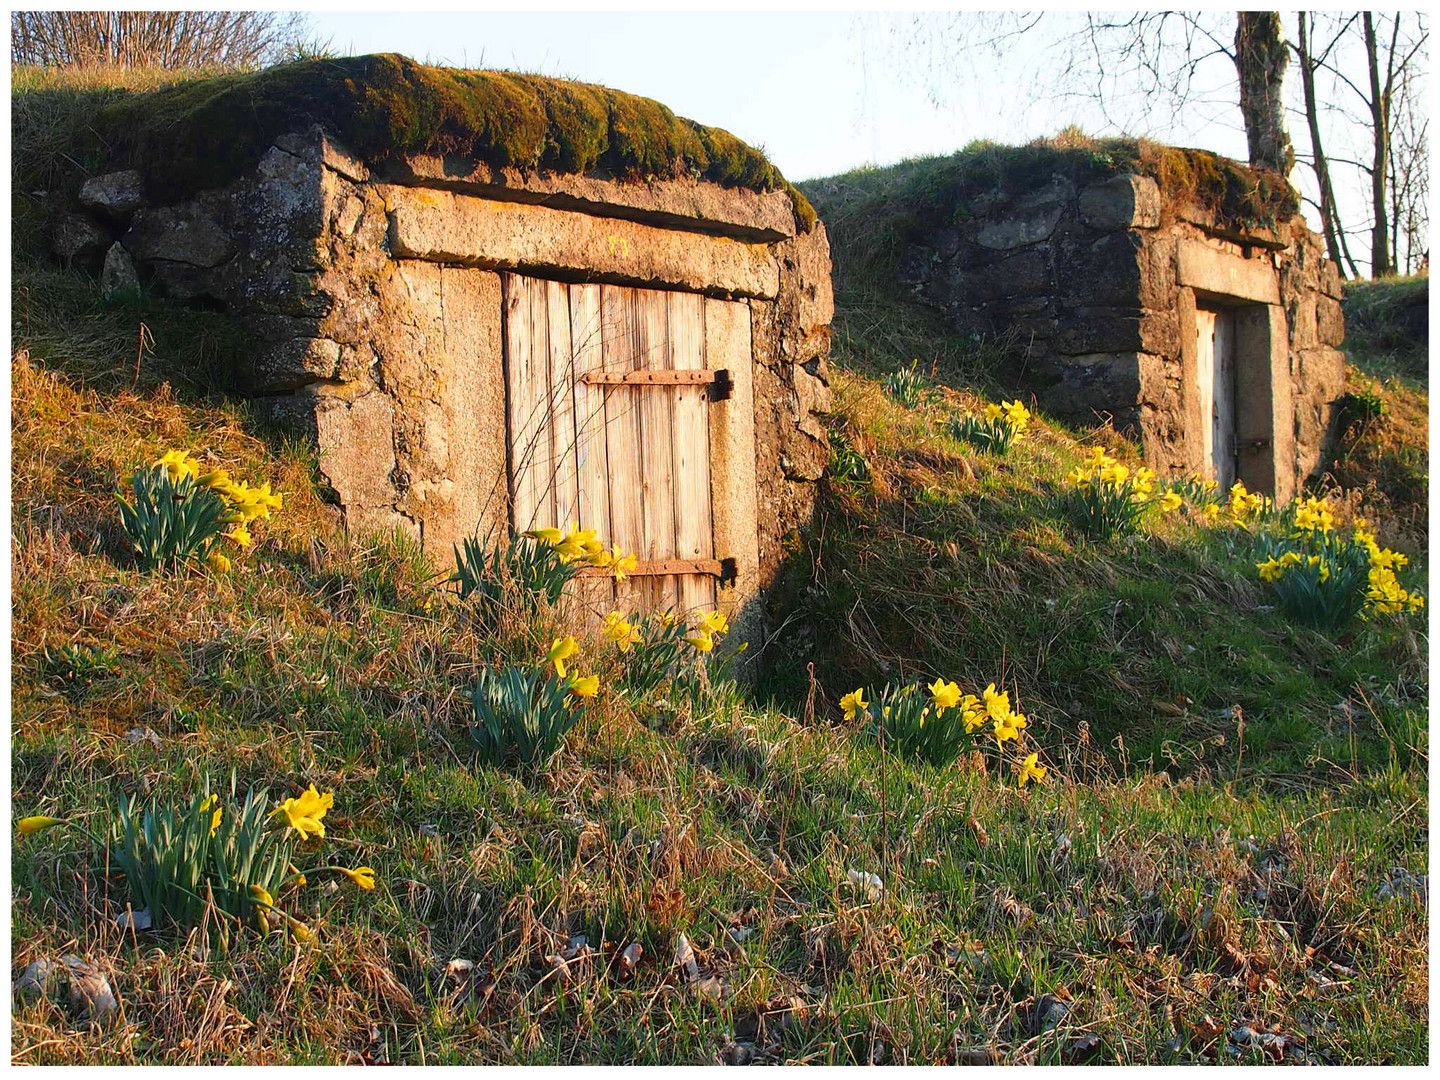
[{"xmin": 893, "ymin": 151, "xmax": 1346, "ymax": 501}]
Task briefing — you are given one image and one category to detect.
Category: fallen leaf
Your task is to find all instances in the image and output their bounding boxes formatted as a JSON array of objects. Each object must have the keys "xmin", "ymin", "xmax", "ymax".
[
  {"xmin": 845, "ymin": 868, "xmax": 884, "ymax": 901},
  {"xmin": 616, "ymin": 942, "xmax": 642, "ymax": 978},
  {"xmin": 673, "ymin": 933, "xmax": 699, "ymax": 980},
  {"xmin": 692, "ymin": 973, "xmax": 725, "ymax": 1001},
  {"xmin": 63, "ymin": 956, "xmax": 118, "ymax": 1027},
  {"xmin": 1062, "ymin": 1033, "xmax": 1100, "ymax": 1064}
]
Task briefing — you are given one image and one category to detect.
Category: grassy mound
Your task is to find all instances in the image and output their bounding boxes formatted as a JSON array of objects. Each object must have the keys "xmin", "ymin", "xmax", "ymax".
[
  {"xmin": 12, "ymin": 54, "xmax": 816, "ymax": 231},
  {"xmin": 799, "ymin": 132, "xmax": 1296, "ymax": 289}
]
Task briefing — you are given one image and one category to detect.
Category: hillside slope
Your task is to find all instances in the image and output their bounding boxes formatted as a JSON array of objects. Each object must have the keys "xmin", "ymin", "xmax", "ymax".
[{"xmin": 10, "ymin": 91, "xmax": 1430, "ymax": 1064}]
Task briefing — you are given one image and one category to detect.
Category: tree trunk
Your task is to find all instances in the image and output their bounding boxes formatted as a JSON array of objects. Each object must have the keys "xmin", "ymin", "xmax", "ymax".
[
  {"xmin": 1363, "ymin": 13, "xmax": 1392, "ymax": 277},
  {"xmin": 1234, "ymin": 12, "xmax": 1294, "ymax": 175},
  {"xmin": 1296, "ymin": 13, "xmax": 1353, "ymax": 276}
]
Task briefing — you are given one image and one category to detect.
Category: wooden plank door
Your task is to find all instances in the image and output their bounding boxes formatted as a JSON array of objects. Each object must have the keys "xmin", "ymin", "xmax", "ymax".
[{"xmin": 502, "ymin": 274, "xmax": 718, "ymax": 621}]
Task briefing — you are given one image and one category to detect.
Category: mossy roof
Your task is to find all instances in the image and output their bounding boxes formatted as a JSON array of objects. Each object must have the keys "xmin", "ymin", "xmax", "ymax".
[
  {"xmin": 87, "ymin": 53, "xmax": 816, "ymax": 231},
  {"xmin": 803, "ymin": 134, "xmax": 1297, "ymax": 250}
]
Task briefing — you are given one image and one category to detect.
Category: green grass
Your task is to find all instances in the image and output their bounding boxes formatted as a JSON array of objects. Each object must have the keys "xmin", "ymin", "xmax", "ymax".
[
  {"xmin": 1329, "ymin": 275, "xmax": 1429, "ymax": 547},
  {"xmin": 10, "ymin": 96, "xmax": 1429, "ymax": 1063}
]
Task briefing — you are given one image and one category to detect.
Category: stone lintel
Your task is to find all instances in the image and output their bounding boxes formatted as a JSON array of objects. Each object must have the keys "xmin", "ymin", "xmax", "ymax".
[
  {"xmin": 384, "ymin": 186, "xmax": 779, "ymax": 300},
  {"xmin": 1176, "ymin": 239, "xmax": 1280, "ymax": 305},
  {"xmin": 378, "ymin": 155, "xmax": 797, "ymax": 243}
]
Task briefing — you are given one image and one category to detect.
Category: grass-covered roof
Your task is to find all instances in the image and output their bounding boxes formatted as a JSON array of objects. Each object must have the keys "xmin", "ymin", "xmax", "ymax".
[
  {"xmin": 801, "ymin": 132, "xmax": 1299, "ymax": 283},
  {"xmin": 38, "ymin": 53, "xmax": 816, "ymax": 230}
]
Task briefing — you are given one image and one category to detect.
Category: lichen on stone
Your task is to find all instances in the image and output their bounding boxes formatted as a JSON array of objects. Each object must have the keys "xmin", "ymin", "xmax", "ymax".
[{"xmin": 84, "ymin": 53, "xmax": 816, "ymax": 231}]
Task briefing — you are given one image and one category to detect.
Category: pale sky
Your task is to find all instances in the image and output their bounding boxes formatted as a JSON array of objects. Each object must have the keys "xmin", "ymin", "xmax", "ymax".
[
  {"xmin": 302, "ymin": 8, "xmax": 1421, "ymax": 267},
  {"xmin": 305, "ymin": 9, "xmax": 1253, "ymax": 181}
]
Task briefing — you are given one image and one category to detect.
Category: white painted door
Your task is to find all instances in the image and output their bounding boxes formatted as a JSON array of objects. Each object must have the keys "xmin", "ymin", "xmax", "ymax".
[{"xmin": 1195, "ymin": 306, "xmax": 1237, "ymax": 488}]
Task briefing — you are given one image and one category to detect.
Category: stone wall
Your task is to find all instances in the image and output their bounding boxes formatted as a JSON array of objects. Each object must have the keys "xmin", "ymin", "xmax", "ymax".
[
  {"xmin": 61, "ymin": 124, "xmax": 833, "ymax": 603},
  {"xmin": 896, "ymin": 169, "xmax": 1345, "ymax": 499}
]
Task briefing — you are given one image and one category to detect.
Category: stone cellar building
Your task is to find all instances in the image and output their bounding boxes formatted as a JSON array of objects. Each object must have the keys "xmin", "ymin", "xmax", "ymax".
[
  {"xmin": 868, "ymin": 141, "xmax": 1347, "ymax": 502},
  {"xmin": 54, "ymin": 54, "xmax": 835, "ymax": 622}
]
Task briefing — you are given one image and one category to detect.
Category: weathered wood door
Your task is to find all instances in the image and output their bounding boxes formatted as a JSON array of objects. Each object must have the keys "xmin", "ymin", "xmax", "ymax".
[
  {"xmin": 1195, "ymin": 305, "xmax": 1238, "ymax": 488},
  {"xmin": 502, "ymin": 273, "xmax": 720, "ymax": 617}
]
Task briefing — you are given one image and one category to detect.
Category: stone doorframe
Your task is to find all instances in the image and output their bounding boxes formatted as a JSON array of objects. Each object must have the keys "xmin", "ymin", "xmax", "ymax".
[{"xmin": 1175, "ymin": 239, "xmax": 1296, "ymax": 502}]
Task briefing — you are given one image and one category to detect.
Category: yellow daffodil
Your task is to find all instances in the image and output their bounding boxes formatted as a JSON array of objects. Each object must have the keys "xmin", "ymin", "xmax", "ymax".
[
  {"xmin": 270, "ymin": 785, "xmax": 333, "ymax": 840},
  {"xmin": 17, "ymin": 815, "xmax": 65, "ymax": 836},
  {"xmin": 546, "ymin": 636, "xmax": 579, "ymax": 677},
  {"xmin": 200, "ymin": 793, "xmax": 222, "ymax": 835},
  {"xmin": 982, "ymin": 683, "xmax": 1010, "ymax": 722},
  {"xmin": 523, "ymin": 526, "xmax": 565, "ymax": 545},
  {"xmin": 207, "ymin": 550, "xmax": 232, "ymax": 573},
  {"xmin": 1159, "ymin": 491, "xmax": 1183, "ymax": 512},
  {"xmin": 196, "ymin": 467, "xmax": 231, "ymax": 489},
  {"xmin": 225, "ymin": 524, "xmax": 253, "ymax": 548},
  {"xmin": 685, "ymin": 631, "xmax": 715, "ymax": 652},
  {"xmin": 1014, "ymin": 752, "xmax": 1048, "ymax": 787},
  {"xmin": 1202, "ymin": 503, "xmax": 1220, "ymax": 522},
  {"xmin": 961, "ymin": 699, "xmax": 987, "ymax": 734},
  {"xmin": 698, "ymin": 610, "xmax": 730, "ymax": 636},
  {"xmin": 286, "ymin": 916, "xmax": 313, "ymax": 943},
  {"xmin": 840, "ymin": 688, "xmax": 868, "ymax": 721},
  {"xmin": 602, "ymin": 611, "xmax": 641, "ymax": 652},
  {"xmin": 155, "ymin": 449, "xmax": 200, "ymax": 484},
  {"xmin": 568, "ymin": 674, "xmax": 601, "ymax": 699},
  {"xmin": 337, "ymin": 866, "xmax": 376, "ymax": 890},
  {"xmin": 611, "ymin": 549, "xmax": 638, "ymax": 583},
  {"xmin": 928, "ymin": 678, "xmax": 962, "ymax": 714},
  {"xmin": 248, "ymin": 884, "xmax": 275, "ymax": 910}
]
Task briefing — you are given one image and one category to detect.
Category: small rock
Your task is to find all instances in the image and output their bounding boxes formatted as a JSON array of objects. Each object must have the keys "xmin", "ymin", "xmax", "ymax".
[
  {"xmin": 79, "ymin": 170, "xmax": 145, "ymax": 216},
  {"xmin": 14, "ymin": 958, "xmax": 58, "ymax": 998},
  {"xmin": 101, "ymin": 243, "xmax": 140, "ymax": 299},
  {"xmin": 52, "ymin": 213, "xmax": 110, "ymax": 266},
  {"xmin": 955, "ymin": 1046, "xmax": 1002, "ymax": 1065},
  {"xmin": 725, "ymin": 925, "xmax": 757, "ymax": 946},
  {"xmin": 116, "ymin": 907, "xmax": 152, "ymax": 932},
  {"xmin": 63, "ymin": 956, "xmax": 118, "ymax": 1026}
]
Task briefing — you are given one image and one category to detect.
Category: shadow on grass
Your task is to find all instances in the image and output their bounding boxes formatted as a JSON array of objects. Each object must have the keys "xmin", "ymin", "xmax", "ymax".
[{"xmin": 752, "ymin": 468, "xmax": 1426, "ymax": 783}]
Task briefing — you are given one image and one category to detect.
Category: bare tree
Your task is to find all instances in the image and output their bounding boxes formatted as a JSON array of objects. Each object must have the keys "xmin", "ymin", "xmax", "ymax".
[
  {"xmin": 875, "ymin": 11, "xmax": 1428, "ymax": 280},
  {"xmin": 1235, "ymin": 12, "xmax": 1292, "ymax": 173},
  {"xmin": 11, "ymin": 10, "xmax": 314, "ymax": 69},
  {"xmin": 1295, "ymin": 12, "xmax": 1360, "ymax": 276},
  {"xmin": 1299, "ymin": 11, "xmax": 1427, "ymax": 277}
]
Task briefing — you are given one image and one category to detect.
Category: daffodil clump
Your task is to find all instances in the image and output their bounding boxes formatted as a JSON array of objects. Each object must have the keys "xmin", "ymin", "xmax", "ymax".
[
  {"xmin": 18, "ymin": 781, "xmax": 373, "ymax": 947},
  {"xmin": 948, "ymin": 398, "xmax": 1032, "ymax": 455},
  {"xmin": 1224, "ymin": 479, "xmax": 1275, "ymax": 527},
  {"xmin": 1254, "ymin": 497, "xmax": 1423, "ymax": 629},
  {"xmin": 470, "ymin": 633, "xmax": 605, "ymax": 767},
  {"xmin": 453, "ymin": 523, "xmax": 638, "ymax": 624},
  {"xmin": 1062, "ymin": 446, "xmax": 1181, "ymax": 540},
  {"xmin": 117, "ymin": 449, "xmax": 282, "ymax": 572},
  {"xmin": 841, "ymin": 676, "xmax": 1047, "ymax": 780}
]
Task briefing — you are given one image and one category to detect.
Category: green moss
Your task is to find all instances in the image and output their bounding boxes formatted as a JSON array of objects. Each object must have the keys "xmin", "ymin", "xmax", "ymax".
[
  {"xmin": 801, "ymin": 132, "xmax": 1298, "ymax": 289},
  {"xmin": 24, "ymin": 53, "xmax": 816, "ymax": 231}
]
